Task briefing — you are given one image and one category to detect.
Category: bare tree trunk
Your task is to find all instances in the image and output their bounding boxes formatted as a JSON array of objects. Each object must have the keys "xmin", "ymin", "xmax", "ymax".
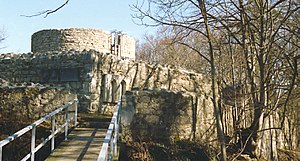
[
  {"xmin": 238, "ymin": 0, "xmax": 261, "ymax": 157},
  {"xmin": 197, "ymin": 0, "xmax": 227, "ymax": 160}
]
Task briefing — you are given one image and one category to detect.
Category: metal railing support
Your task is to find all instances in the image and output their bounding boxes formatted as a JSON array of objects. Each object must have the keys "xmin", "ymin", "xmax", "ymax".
[
  {"xmin": 51, "ymin": 116, "xmax": 55, "ymax": 152},
  {"xmin": 110, "ymin": 137, "xmax": 113, "ymax": 160},
  {"xmin": 0, "ymin": 96, "xmax": 78, "ymax": 161},
  {"xmin": 0, "ymin": 146, "xmax": 2, "ymax": 161},
  {"xmin": 65, "ymin": 107, "xmax": 69, "ymax": 141},
  {"xmin": 97, "ymin": 100, "xmax": 121, "ymax": 161},
  {"xmin": 31, "ymin": 125, "xmax": 36, "ymax": 161},
  {"xmin": 74, "ymin": 95, "xmax": 78, "ymax": 126},
  {"xmin": 114, "ymin": 121, "xmax": 118, "ymax": 155}
]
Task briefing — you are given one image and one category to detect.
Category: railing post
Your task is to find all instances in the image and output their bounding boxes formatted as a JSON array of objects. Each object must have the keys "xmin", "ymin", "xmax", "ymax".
[
  {"xmin": 51, "ymin": 115, "xmax": 55, "ymax": 152},
  {"xmin": 114, "ymin": 117, "xmax": 118, "ymax": 156},
  {"xmin": 65, "ymin": 107, "xmax": 69, "ymax": 141},
  {"xmin": 114, "ymin": 101, "xmax": 121, "ymax": 156},
  {"xmin": 110, "ymin": 138, "xmax": 113, "ymax": 160},
  {"xmin": 74, "ymin": 96, "xmax": 78, "ymax": 126},
  {"xmin": 0, "ymin": 146, "xmax": 3, "ymax": 161},
  {"xmin": 31, "ymin": 125, "xmax": 36, "ymax": 161}
]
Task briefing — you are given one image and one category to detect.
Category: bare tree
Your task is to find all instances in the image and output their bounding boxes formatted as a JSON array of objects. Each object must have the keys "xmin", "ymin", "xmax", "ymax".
[
  {"xmin": 132, "ymin": 0, "xmax": 299, "ymax": 160},
  {"xmin": 212, "ymin": 0, "xmax": 299, "ymax": 159},
  {"xmin": 132, "ymin": 0, "xmax": 229, "ymax": 160},
  {"xmin": 136, "ymin": 26, "xmax": 209, "ymax": 73}
]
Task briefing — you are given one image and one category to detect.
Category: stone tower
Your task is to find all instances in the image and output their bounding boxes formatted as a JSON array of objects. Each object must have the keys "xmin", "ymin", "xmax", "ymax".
[{"xmin": 31, "ymin": 28, "xmax": 135, "ymax": 59}]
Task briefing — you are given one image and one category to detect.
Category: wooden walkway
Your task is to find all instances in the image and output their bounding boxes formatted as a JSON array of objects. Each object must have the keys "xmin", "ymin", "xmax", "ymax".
[{"xmin": 45, "ymin": 114, "xmax": 111, "ymax": 161}]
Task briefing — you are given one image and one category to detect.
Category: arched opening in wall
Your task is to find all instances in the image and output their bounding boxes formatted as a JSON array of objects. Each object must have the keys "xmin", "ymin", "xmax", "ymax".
[
  {"xmin": 121, "ymin": 80, "xmax": 126, "ymax": 97},
  {"xmin": 111, "ymin": 79, "xmax": 118, "ymax": 103}
]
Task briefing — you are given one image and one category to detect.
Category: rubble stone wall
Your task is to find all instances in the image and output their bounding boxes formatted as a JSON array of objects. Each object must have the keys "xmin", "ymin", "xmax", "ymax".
[
  {"xmin": 121, "ymin": 90, "xmax": 216, "ymax": 144},
  {"xmin": 31, "ymin": 28, "xmax": 136, "ymax": 59},
  {"xmin": 0, "ymin": 85, "xmax": 76, "ymax": 121},
  {"xmin": 89, "ymin": 51, "xmax": 211, "ymax": 113},
  {"xmin": 31, "ymin": 28, "xmax": 112, "ymax": 53},
  {"xmin": 0, "ymin": 50, "xmax": 210, "ymax": 114},
  {"xmin": 0, "ymin": 51, "xmax": 92, "ymax": 111},
  {"xmin": 120, "ymin": 90, "xmax": 299, "ymax": 159}
]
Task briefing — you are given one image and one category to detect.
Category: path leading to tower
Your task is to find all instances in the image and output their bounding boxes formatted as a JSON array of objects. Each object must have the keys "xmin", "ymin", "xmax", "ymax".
[{"xmin": 45, "ymin": 113, "xmax": 111, "ymax": 161}]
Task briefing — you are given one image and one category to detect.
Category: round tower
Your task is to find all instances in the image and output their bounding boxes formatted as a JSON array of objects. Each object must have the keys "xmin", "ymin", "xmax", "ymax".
[{"xmin": 31, "ymin": 28, "xmax": 112, "ymax": 53}]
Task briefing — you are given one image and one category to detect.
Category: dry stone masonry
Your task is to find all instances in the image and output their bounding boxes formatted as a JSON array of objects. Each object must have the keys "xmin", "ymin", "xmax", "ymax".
[
  {"xmin": 31, "ymin": 28, "xmax": 135, "ymax": 59},
  {"xmin": 121, "ymin": 90, "xmax": 215, "ymax": 143},
  {"xmin": 120, "ymin": 89, "xmax": 299, "ymax": 160},
  {"xmin": 0, "ymin": 50, "xmax": 210, "ymax": 114},
  {"xmin": 0, "ymin": 28, "xmax": 298, "ymax": 160},
  {"xmin": 0, "ymin": 82, "xmax": 75, "ymax": 122},
  {"xmin": 0, "ymin": 28, "xmax": 211, "ymax": 114}
]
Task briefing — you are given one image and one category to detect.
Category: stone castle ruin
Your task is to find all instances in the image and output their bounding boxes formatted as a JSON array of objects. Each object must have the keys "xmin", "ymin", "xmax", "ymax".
[
  {"xmin": 0, "ymin": 28, "xmax": 210, "ymax": 113},
  {"xmin": 0, "ymin": 28, "xmax": 298, "ymax": 159}
]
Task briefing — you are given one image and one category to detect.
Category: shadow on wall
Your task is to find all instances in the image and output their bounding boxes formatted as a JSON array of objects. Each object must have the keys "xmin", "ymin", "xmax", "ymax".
[
  {"xmin": 121, "ymin": 90, "xmax": 194, "ymax": 142},
  {"xmin": 119, "ymin": 90, "xmax": 211, "ymax": 161}
]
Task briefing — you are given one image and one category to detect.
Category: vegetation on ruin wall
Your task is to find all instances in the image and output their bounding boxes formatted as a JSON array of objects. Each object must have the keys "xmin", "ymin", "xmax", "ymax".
[
  {"xmin": 120, "ymin": 140, "xmax": 300, "ymax": 161},
  {"xmin": 119, "ymin": 140, "xmax": 211, "ymax": 161}
]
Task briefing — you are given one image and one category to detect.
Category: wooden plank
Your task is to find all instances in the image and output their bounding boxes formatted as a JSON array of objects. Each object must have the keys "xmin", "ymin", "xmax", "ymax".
[{"xmin": 45, "ymin": 128, "xmax": 107, "ymax": 161}]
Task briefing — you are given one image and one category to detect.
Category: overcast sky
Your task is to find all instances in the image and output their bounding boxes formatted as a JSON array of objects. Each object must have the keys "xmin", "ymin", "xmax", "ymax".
[{"xmin": 0, "ymin": 0, "xmax": 153, "ymax": 53}]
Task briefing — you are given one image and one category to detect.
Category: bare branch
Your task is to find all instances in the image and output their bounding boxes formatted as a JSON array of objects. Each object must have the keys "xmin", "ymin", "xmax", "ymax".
[
  {"xmin": 21, "ymin": 0, "xmax": 69, "ymax": 18},
  {"xmin": 0, "ymin": 28, "xmax": 7, "ymax": 49}
]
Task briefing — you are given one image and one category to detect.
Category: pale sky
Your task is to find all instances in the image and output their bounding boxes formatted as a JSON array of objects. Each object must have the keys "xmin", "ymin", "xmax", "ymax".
[{"xmin": 0, "ymin": 0, "xmax": 154, "ymax": 53}]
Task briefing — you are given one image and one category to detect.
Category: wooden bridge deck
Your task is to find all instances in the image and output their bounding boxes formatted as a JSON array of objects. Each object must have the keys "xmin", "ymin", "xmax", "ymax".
[{"xmin": 45, "ymin": 113, "xmax": 111, "ymax": 161}]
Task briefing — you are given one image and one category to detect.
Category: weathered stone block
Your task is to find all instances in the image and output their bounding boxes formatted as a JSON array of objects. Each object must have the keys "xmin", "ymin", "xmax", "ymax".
[{"xmin": 121, "ymin": 90, "xmax": 196, "ymax": 142}]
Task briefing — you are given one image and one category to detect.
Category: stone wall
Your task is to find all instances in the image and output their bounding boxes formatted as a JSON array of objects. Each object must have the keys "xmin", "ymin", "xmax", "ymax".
[
  {"xmin": 121, "ymin": 90, "xmax": 300, "ymax": 160},
  {"xmin": 0, "ymin": 51, "xmax": 92, "ymax": 111},
  {"xmin": 89, "ymin": 51, "xmax": 211, "ymax": 113},
  {"xmin": 0, "ymin": 50, "xmax": 210, "ymax": 113},
  {"xmin": 0, "ymin": 27, "xmax": 298, "ymax": 159},
  {"xmin": 31, "ymin": 28, "xmax": 136, "ymax": 59},
  {"xmin": 121, "ymin": 90, "xmax": 215, "ymax": 144},
  {"xmin": 31, "ymin": 28, "xmax": 112, "ymax": 54},
  {"xmin": 0, "ymin": 84, "xmax": 76, "ymax": 121}
]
